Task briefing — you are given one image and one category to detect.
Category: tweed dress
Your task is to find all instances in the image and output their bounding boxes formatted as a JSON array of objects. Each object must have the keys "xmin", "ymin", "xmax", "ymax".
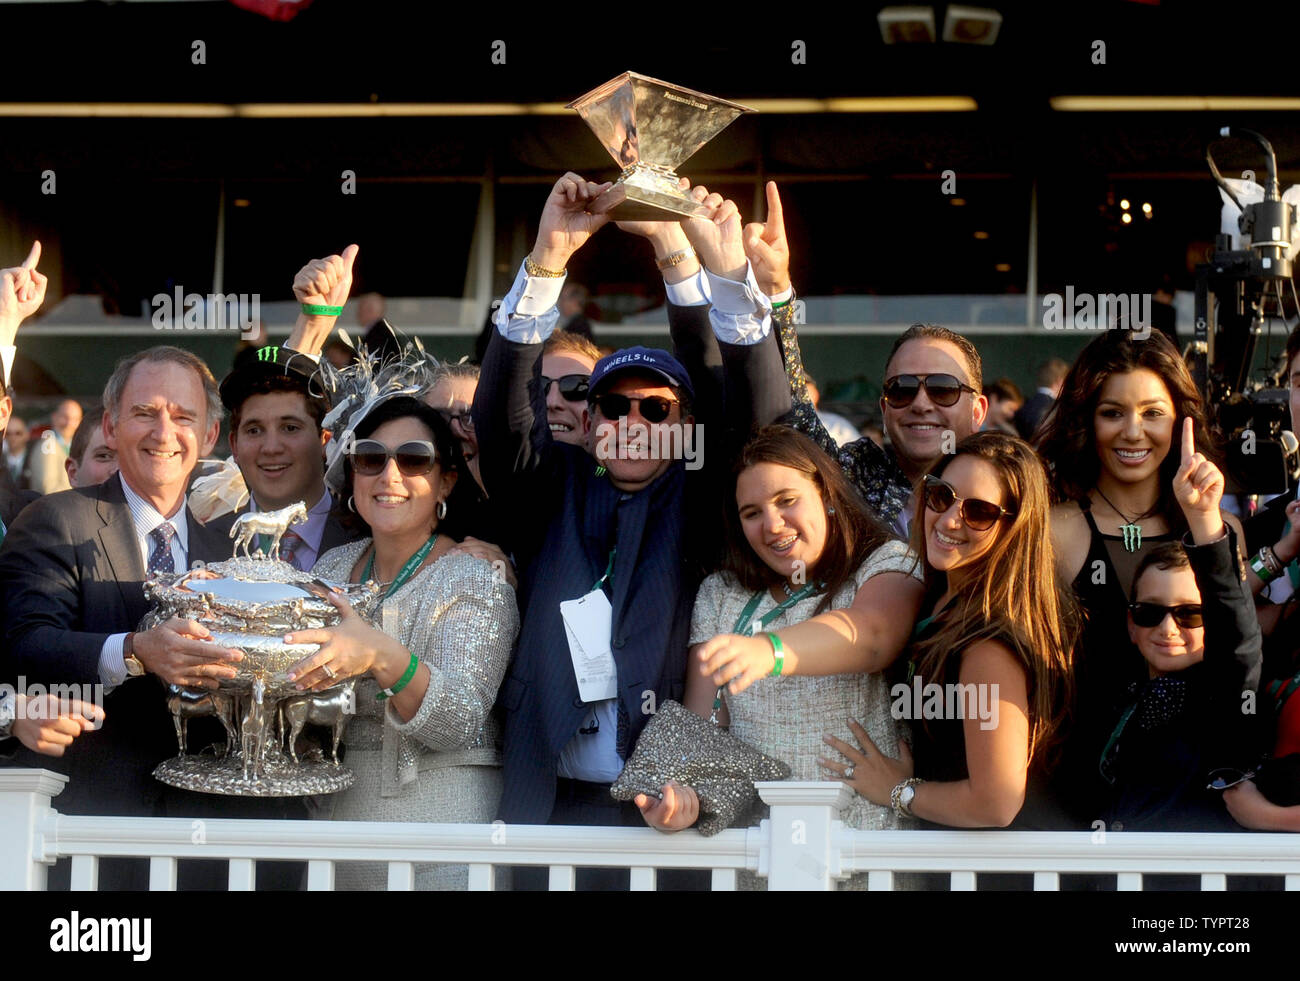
[
  {"xmin": 690, "ymin": 539, "xmax": 922, "ymax": 889},
  {"xmin": 311, "ymin": 543, "xmax": 519, "ymax": 890}
]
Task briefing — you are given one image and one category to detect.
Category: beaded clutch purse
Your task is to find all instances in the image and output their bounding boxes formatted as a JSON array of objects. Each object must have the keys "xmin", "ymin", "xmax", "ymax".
[{"xmin": 610, "ymin": 699, "xmax": 790, "ymax": 836}]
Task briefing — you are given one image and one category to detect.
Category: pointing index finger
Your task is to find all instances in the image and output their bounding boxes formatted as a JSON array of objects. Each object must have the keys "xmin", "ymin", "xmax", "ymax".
[
  {"xmin": 765, "ymin": 181, "xmax": 784, "ymax": 232},
  {"xmin": 1181, "ymin": 416, "xmax": 1195, "ymax": 465}
]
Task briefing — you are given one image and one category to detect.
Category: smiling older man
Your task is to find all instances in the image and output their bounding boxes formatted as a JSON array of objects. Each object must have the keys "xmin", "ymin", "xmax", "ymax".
[{"xmin": 0, "ymin": 345, "xmax": 303, "ymax": 889}]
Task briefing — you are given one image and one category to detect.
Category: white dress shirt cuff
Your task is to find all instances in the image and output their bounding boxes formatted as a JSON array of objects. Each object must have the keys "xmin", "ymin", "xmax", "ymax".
[
  {"xmin": 706, "ymin": 264, "xmax": 772, "ymax": 346},
  {"xmin": 0, "ymin": 345, "xmax": 14, "ymax": 390},
  {"xmin": 99, "ymin": 633, "xmax": 129, "ymax": 693},
  {"xmin": 284, "ymin": 347, "xmax": 320, "ymax": 363},
  {"xmin": 769, "ymin": 285, "xmax": 794, "ymax": 304},
  {"xmin": 493, "ymin": 262, "xmax": 566, "ymax": 344},
  {"xmin": 664, "ymin": 269, "xmax": 710, "ymax": 307}
]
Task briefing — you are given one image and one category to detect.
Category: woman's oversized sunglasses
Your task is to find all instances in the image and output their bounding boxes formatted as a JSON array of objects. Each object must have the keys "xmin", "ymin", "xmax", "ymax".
[
  {"xmin": 922, "ymin": 475, "xmax": 1015, "ymax": 531},
  {"xmin": 883, "ymin": 373, "xmax": 977, "ymax": 409},
  {"xmin": 348, "ymin": 439, "xmax": 439, "ymax": 477}
]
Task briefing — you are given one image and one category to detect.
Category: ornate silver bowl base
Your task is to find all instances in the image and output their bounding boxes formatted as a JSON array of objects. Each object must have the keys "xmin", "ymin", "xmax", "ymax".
[{"xmin": 154, "ymin": 754, "xmax": 354, "ymax": 797}]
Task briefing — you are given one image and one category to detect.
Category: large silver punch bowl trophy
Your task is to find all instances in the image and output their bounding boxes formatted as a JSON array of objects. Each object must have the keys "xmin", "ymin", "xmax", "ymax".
[
  {"xmin": 568, "ymin": 71, "xmax": 754, "ymax": 222},
  {"xmin": 146, "ymin": 502, "xmax": 381, "ymax": 796}
]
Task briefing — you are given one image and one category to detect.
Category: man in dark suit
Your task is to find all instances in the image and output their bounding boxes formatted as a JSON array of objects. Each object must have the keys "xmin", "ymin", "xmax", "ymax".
[
  {"xmin": 476, "ymin": 175, "xmax": 790, "ymax": 860},
  {"xmin": 1014, "ymin": 357, "xmax": 1069, "ymax": 441},
  {"xmin": 0, "ymin": 345, "xmax": 301, "ymax": 889},
  {"xmin": 212, "ymin": 345, "xmax": 355, "ymax": 567}
]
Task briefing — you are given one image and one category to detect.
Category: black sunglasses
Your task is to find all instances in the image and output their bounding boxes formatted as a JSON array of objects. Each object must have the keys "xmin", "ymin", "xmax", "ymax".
[
  {"xmin": 349, "ymin": 439, "xmax": 439, "ymax": 477},
  {"xmin": 883, "ymin": 373, "xmax": 977, "ymax": 409},
  {"xmin": 1206, "ymin": 768, "xmax": 1255, "ymax": 791},
  {"xmin": 1128, "ymin": 602, "xmax": 1205, "ymax": 629},
  {"xmin": 542, "ymin": 374, "xmax": 590, "ymax": 403},
  {"xmin": 435, "ymin": 407, "xmax": 475, "ymax": 433},
  {"xmin": 922, "ymin": 475, "xmax": 1014, "ymax": 531},
  {"xmin": 591, "ymin": 393, "xmax": 678, "ymax": 424}
]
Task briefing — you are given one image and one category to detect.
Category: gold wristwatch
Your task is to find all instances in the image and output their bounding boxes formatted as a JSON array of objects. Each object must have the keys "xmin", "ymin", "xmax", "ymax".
[{"xmin": 123, "ymin": 632, "xmax": 146, "ymax": 677}]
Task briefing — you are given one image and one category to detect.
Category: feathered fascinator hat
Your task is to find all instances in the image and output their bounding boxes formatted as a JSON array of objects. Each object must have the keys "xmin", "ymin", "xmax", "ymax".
[{"xmin": 318, "ymin": 334, "xmax": 440, "ymax": 497}]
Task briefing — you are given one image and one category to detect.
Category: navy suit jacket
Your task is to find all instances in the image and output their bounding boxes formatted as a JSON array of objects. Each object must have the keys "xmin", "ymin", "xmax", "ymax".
[{"xmin": 476, "ymin": 303, "xmax": 791, "ymax": 824}]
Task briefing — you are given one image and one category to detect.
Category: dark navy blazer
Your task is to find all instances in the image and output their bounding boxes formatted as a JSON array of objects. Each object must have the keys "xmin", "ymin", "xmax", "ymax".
[{"xmin": 476, "ymin": 302, "xmax": 791, "ymax": 824}]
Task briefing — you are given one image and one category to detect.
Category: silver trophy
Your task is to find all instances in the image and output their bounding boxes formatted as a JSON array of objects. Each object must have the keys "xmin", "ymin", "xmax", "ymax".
[
  {"xmin": 568, "ymin": 71, "xmax": 754, "ymax": 221},
  {"xmin": 147, "ymin": 502, "xmax": 382, "ymax": 797}
]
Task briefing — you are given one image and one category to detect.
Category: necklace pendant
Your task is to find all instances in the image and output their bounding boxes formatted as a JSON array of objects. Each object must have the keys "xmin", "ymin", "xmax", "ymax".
[{"xmin": 1120, "ymin": 522, "xmax": 1142, "ymax": 552}]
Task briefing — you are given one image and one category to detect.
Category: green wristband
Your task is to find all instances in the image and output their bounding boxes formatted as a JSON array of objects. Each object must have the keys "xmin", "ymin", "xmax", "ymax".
[
  {"xmin": 1251, "ymin": 554, "xmax": 1276, "ymax": 583},
  {"xmin": 766, "ymin": 632, "xmax": 784, "ymax": 677},
  {"xmin": 301, "ymin": 303, "xmax": 343, "ymax": 317},
  {"xmin": 376, "ymin": 652, "xmax": 420, "ymax": 700}
]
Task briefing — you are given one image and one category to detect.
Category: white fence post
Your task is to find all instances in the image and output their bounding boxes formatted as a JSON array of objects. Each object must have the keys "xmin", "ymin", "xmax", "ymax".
[
  {"xmin": 0, "ymin": 768, "xmax": 68, "ymax": 890},
  {"xmin": 756, "ymin": 781, "xmax": 852, "ymax": 891}
]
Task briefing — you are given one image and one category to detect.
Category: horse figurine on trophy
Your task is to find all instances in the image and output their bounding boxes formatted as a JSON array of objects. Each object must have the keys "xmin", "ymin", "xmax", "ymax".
[{"xmin": 229, "ymin": 500, "xmax": 309, "ymax": 561}]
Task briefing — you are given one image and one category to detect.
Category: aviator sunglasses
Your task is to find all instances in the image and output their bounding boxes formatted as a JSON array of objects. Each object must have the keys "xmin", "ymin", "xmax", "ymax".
[
  {"xmin": 348, "ymin": 439, "xmax": 439, "ymax": 477},
  {"xmin": 922, "ymin": 475, "xmax": 1015, "ymax": 531},
  {"xmin": 883, "ymin": 373, "xmax": 978, "ymax": 409},
  {"xmin": 1128, "ymin": 602, "xmax": 1205, "ymax": 629},
  {"xmin": 591, "ymin": 393, "xmax": 678, "ymax": 423},
  {"xmin": 542, "ymin": 373, "xmax": 590, "ymax": 403}
]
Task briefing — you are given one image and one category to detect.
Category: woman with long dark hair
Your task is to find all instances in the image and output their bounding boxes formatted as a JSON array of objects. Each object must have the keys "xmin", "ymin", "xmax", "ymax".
[
  {"xmin": 1035, "ymin": 328, "xmax": 1244, "ymax": 823},
  {"xmin": 815, "ymin": 432, "xmax": 1079, "ymax": 829}
]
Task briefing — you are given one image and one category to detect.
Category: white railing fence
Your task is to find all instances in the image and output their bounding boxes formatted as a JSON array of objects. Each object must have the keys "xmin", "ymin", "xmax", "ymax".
[{"xmin": 3, "ymin": 770, "xmax": 1298, "ymax": 891}]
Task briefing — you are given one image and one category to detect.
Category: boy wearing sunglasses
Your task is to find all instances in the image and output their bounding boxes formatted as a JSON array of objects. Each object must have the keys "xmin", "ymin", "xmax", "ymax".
[{"xmin": 1098, "ymin": 431, "xmax": 1262, "ymax": 832}]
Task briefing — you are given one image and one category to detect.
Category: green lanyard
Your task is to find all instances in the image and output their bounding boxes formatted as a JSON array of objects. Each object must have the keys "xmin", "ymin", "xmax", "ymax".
[
  {"xmin": 710, "ymin": 581, "xmax": 821, "ymax": 723},
  {"xmin": 732, "ymin": 582, "xmax": 821, "ymax": 637},
  {"xmin": 591, "ymin": 547, "xmax": 617, "ymax": 593},
  {"xmin": 363, "ymin": 533, "xmax": 439, "ymax": 600}
]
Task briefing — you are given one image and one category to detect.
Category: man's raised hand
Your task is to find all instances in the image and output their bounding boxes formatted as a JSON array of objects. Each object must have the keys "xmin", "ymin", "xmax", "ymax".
[
  {"xmin": 530, "ymin": 172, "xmax": 617, "ymax": 273},
  {"xmin": 744, "ymin": 181, "xmax": 792, "ymax": 296},
  {"xmin": 0, "ymin": 240, "xmax": 50, "ymax": 346},
  {"xmin": 293, "ymin": 244, "xmax": 359, "ymax": 310},
  {"xmin": 680, "ymin": 185, "xmax": 747, "ymax": 282}
]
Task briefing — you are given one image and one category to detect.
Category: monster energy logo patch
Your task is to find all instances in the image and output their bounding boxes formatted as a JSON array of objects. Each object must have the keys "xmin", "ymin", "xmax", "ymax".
[{"xmin": 257, "ymin": 346, "xmax": 280, "ymax": 362}]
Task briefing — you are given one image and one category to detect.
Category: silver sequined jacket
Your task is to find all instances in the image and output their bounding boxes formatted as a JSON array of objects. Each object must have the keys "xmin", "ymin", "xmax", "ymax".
[{"xmin": 313, "ymin": 543, "xmax": 520, "ymax": 798}]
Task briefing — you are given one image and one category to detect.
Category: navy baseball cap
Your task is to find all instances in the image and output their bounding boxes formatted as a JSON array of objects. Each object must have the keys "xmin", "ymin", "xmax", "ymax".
[{"xmin": 587, "ymin": 346, "xmax": 694, "ymax": 401}]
